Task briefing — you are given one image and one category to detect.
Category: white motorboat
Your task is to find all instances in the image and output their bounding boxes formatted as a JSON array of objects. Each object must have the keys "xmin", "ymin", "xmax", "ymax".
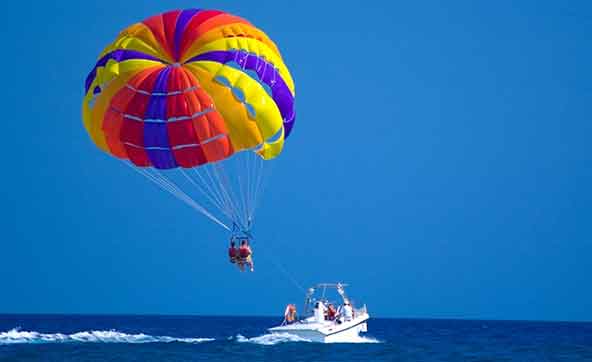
[{"xmin": 268, "ymin": 283, "xmax": 369, "ymax": 343}]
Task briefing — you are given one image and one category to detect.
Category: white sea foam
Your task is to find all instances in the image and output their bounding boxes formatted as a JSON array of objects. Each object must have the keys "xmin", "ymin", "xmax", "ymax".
[
  {"xmin": 235, "ymin": 332, "xmax": 312, "ymax": 345},
  {"xmin": 0, "ymin": 328, "xmax": 214, "ymax": 345},
  {"xmin": 326, "ymin": 335, "xmax": 382, "ymax": 344},
  {"xmin": 234, "ymin": 332, "xmax": 381, "ymax": 345}
]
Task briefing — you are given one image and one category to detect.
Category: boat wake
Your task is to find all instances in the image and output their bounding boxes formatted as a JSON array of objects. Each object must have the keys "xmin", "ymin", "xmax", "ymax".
[
  {"xmin": 1, "ymin": 328, "xmax": 380, "ymax": 346},
  {"xmin": 0, "ymin": 328, "xmax": 214, "ymax": 345},
  {"xmin": 234, "ymin": 332, "xmax": 381, "ymax": 345},
  {"xmin": 326, "ymin": 335, "xmax": 382, "ymax": 344},
  {"xmin": 235, "ymin": 333, "xmax": 311, "ymax": 345}
]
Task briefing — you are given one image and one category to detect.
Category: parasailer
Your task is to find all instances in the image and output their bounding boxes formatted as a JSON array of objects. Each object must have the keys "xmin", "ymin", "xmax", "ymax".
[
  {"xmin": 228, "ymin": 239, "xmax": 238, "ymax": 264},
  {"xmin": 82, "ymin": 8, "xmax": 295, "ymax": 271},
  {"xmin": 238, "ymin": 239, "xmax": 254, "ymax": 272}
]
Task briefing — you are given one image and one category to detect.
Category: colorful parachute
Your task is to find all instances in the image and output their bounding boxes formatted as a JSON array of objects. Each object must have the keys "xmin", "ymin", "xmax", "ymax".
[{"xmin": 83, "ymin": 9, "xmax": 295, "ymax": 233}]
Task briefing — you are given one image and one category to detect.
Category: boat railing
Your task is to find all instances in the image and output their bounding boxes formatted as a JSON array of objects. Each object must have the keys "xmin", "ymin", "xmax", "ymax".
[{"xmin": 354, "ymin": 304, "xmax": 367, "ymax": 316}]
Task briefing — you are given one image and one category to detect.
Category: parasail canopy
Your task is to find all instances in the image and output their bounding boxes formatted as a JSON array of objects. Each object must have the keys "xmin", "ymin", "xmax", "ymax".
[{"xmin": 82, "ymin": 8, "xmax": 296, "ymax": 233}]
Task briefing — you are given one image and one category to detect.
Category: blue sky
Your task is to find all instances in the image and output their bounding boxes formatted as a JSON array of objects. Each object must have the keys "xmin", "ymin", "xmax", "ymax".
[{"xmin": 1, "ymin": 0, "xmax": 590, "ymax": 321}]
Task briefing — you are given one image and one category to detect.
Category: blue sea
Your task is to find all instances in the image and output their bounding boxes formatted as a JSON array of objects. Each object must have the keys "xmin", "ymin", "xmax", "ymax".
[{"xmin": 0, "ymin": 315, "xmax": 591, "ymax": 361}]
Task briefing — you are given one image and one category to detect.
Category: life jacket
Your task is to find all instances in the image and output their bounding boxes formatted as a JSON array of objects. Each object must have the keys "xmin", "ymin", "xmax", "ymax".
[
  {"xmin": 239, "ymin": 246, "xmax": 250, "ymax": 258},
  {"xmin": 327, "ymin": 307, "xmax": 336, "ymax": 318},
  {"xmin": 228, "ymin": 247, "xmax": 237, "ymax": 258},
  {"xmin": 285, "ymin": 305, "xmax": 296, "ymax": 322}
]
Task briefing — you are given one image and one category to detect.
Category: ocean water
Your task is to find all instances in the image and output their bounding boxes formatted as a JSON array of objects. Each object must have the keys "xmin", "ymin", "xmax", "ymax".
[{"xmin": 0, "ymin": 315, "xmax": 591, "ymax": 361}]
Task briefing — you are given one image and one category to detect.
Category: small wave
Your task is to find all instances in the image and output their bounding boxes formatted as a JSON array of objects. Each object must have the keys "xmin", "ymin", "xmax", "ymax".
[
  {"xmin": 235, "ymin": 333, "xmax": 311, "ymax": 345},
  {"xmin": 234, "ymin": 332, "xmax": 382, "ymax": 345},
  {"xmin": 0, "ymin": 328, "xmax": 214, "ymax": 345},
  {"xmin": 327, "ymin": 335, "xmax": 382, "ymax": 344}
]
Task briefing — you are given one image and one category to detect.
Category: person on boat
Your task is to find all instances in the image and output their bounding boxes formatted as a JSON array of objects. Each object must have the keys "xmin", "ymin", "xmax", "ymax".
[
  {"xmin": 239, "ymin": 239, "xmax": 254, "ymax": 272},
  {"xmin": 326, "ymin": 304, "xmax": 337, "ymax": 321},
  {"xmin": 314, "ymin": 301, "xmax": 326, "ymax": 323},
  {"xmin": 284, "ymin": 304, "xmax": 297, "ymax": 324},
  {"xmin": 341, "ymin": 300, "xmax": 354, "ymax": 322}
]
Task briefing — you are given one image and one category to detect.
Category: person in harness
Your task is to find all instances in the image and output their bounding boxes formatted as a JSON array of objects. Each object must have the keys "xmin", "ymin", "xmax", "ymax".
[
  {"xmin": 228, "ymin": 239, "xmax": 239, "ymax": 266},
  {"xmin": 238, "ymin": 239, "xmax": 254, "ymax": 272}
]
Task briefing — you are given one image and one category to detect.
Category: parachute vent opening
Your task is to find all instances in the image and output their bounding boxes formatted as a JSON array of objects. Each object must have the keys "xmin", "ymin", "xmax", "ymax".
[
  {"xmin": 244, "ymin": 103, "xmax": 255, "ymax": 118},
  {"xmin": 267, "ymin": 127, "xmax": 284, "ymax": 144},
  {"xmin": 232, "ymin": 87, "xmax": 246, "ymax": 103},
  {"xmin": 214, "ymin": 74, "xmax": 257, "ymax": 119},
  {"xmin": 226, "ymin": 58, "xmax": 274, "ymax": 98},
  {"xmin": 214, "ymin": 75, "xmax": 231, "ymax": 87}
]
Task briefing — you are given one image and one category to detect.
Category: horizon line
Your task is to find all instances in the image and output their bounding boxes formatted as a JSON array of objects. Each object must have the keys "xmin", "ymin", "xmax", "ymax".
[{"xmin": 0, "ymin": 313, "xmax": 589, "ymax": 324}]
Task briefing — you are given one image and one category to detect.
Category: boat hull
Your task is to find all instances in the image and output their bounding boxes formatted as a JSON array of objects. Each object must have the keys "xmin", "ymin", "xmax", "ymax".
[{"xmin": 268, "ymin": 313, "xmax": 369, "ymax": 343}]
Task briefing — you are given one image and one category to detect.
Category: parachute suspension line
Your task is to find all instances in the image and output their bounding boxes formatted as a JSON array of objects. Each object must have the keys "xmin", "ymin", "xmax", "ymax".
[
  {"xmin": 250, "ymin": 235, "xmax": 306, "ymax": 294},
  {"xmin": 245, "ymin": 152, "xmax": 259, "ymax": 222},
  {"xmin": 123, "ymin": 161, "xmax": 230, "ymax": 231},
  {"xmin": 265, "ymin": 252, "xmax": 307, "ymax": 294},
  {"xmin": 151, "ymin": 168, "xmax": 230, "ymax": 231},
  {"xmin": 120, "ymin": 152, "xmax": 269, "ymax": 236},
  {"xmin": 213, "ymin": 161, "xmax": 248, "ymax": 230},
  {"xmin": 249, "ymin": 151, "xmax": 264, "ymax": 224},
  {"xmin": 228, "ymin": 150, "xmax": 264, "ymax": 228},
  {"xmin": 235, "ymin": 53, "xmax": 256, "ymax": 227},
  {"xmin": 250, "ymin": 152, "xmax": 264, "ymax": 224},
  {"xmin": 234, "ymin": 151, "xmax": 251, "ymax": 229},
  {"xmin": 251, "ymin": 154, "xmax": 271, "ymax": 224},
  {"xmin": 179, "ymin": 169, "xmax": 232, "ymax": 220},
  {"xmin": 197, "ymin": 162, "xmax": 239, "ymax": 227},
  {"xmin": 210, "ymin": 161, "xmax": 245, "ymax": 228},
  {"xmin": 246, "ymin": 151, "xmax": 255, "ymax": 221},
  {"xmin": 194, "ymin": 166, "xmax": 234, "ymax": 221},
  {"xmin": 211, "ymin": 162, "xmax": 244, "ymax": 230},
  {"xmin": 234, "ymin": 156, "xmax": 247, "ymax": 229},
  {"xmin": 124, "ymin": 160, "xmax": 301, "ymax": 291},
  {"xmin": 246, "ymin": 151, "xmax": 261, "ymax": 228},
  {"xmin": 239, "ymin": 152, "xmax": 249, "ymax": 225},
  {"xmin": 252, "ymin": 153, "xmax": 263, "ymax": 219}
]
